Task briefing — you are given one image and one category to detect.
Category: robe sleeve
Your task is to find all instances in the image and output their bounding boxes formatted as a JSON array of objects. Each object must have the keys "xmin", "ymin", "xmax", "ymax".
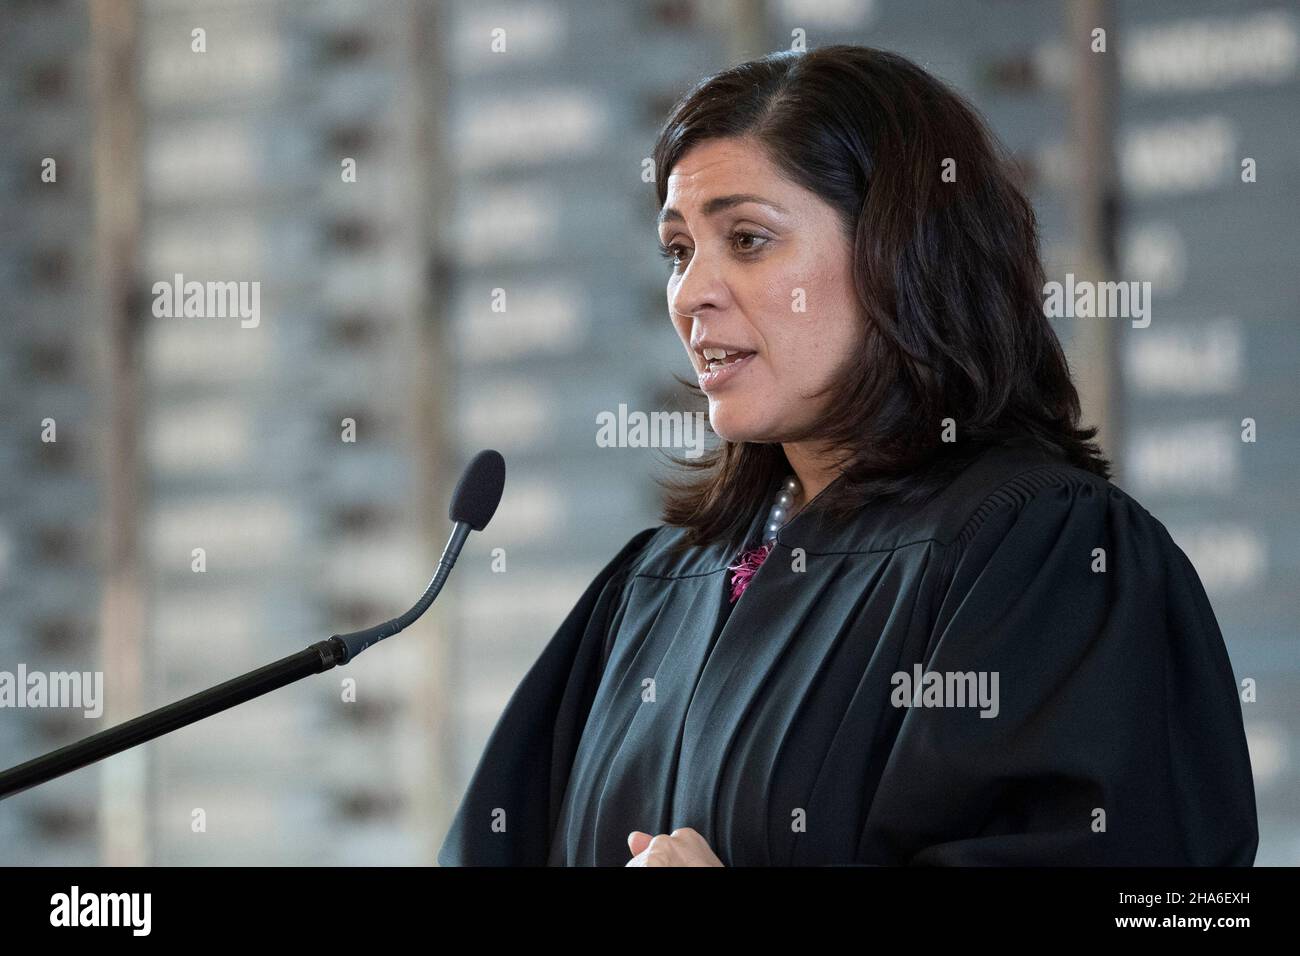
[
  {"xmin": 861, "ymin": 468, "xmax": 1258, "ymax": 865},
  {"xmin": 436, "ymin": 527, "xmax": 659, "ymax": 866}
]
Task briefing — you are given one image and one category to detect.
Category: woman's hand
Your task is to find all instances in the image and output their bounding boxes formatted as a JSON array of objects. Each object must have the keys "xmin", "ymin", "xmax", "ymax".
[{"xmin": 625, "ymin": 827, "xmax": 725, "ymax": 866}]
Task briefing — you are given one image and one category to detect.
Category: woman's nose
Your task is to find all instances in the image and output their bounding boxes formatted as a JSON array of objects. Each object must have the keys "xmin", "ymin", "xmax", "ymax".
[{"xmin": 668, "ymin": 247, "xmax": 725, "ymax": 318}]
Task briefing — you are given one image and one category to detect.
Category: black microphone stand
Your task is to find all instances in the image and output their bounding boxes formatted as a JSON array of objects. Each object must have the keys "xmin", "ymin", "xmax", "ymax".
[{"xmin": 0, "ymin": 449, "xmax": 504, "ymax": 802}]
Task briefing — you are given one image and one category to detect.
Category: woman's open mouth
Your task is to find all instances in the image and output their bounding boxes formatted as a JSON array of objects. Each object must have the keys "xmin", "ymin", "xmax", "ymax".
[{"xmin": 698, "ymin": 348, "xmax": 756, "ymax": 392}]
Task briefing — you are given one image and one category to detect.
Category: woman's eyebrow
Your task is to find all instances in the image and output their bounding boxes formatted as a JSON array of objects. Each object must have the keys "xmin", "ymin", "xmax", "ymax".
[{"xmin": 657, "ymin": 193, "xmax": 788, "ymax": 227}]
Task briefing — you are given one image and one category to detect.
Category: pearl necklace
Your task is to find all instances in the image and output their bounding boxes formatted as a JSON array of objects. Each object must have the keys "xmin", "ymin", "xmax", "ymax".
[
  {"xmin": 763, "ymin": 475, "xmax": 803, "ymax": 545},
  {"xmin": 729, "ymin": 475, "xmax": 802, "ymax": 604}
]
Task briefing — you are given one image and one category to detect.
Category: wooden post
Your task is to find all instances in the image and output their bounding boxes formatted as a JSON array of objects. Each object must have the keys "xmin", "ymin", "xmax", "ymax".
[
  {"xmin": 88, "ymin": 0, "xmax": 147, "ymax": 865},
  {"xmin": 727, "ymin": 0, "xmax": 769, "ymax": 63},
  {"xmin": 406, "ymin": 0, "xmax": 457, "ymax": 862},
  {"xmin": 1066, "ymin": 0, "xmax": 1122, "ymax": 476}
]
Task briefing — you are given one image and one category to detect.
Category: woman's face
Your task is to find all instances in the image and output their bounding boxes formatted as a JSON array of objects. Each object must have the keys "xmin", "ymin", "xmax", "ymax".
[{"xmin": 659, "ymin": 136, "xmax": 861, "ymax": 444}]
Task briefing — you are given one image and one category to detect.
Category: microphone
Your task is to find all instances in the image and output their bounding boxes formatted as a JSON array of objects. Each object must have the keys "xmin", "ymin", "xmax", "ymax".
[
  {"xmin": 0, "ymin": 449, "xmax": 506, "ymax": 800},
  {"xmin": 451, "ymin": 446, "xmax": 507, "ymax": 530}
]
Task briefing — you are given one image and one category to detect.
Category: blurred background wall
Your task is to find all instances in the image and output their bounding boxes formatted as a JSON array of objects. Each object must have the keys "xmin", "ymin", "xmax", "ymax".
[{"xmin": 0, "ymin": 0, "xmax": 1295, "ymax": 865}]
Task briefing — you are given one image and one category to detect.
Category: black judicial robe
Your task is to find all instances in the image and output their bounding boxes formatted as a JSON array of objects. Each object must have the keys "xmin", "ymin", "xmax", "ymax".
[{"xmin": 437, "ymin": 438, "xmax": 1258, "ymax": 866}]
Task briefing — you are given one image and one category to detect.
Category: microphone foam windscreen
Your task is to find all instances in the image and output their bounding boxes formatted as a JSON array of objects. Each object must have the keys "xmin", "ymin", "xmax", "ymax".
[{"xmin": 449, "ymin": 449, "xmax": 505, "ymax": 531}]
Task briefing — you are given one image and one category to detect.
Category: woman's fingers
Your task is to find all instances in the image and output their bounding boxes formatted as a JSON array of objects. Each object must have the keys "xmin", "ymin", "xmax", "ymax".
[
  {"xmin": 627, "ymin": 830, "xmax": 653, "ymax": 857},
  {"xmin": 624, "ymin": 827, "xmax": 723, "ymax": 866}
]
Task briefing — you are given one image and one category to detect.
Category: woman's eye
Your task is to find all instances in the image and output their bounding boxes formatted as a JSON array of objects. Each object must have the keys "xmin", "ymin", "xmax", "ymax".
[
  {"xmin": 732, "ymin": 231, "xmax": 768, "ymax": 253},
  {"xmin": 657, "ymin": 232, "xmax": 766, "ymax": 270},
  {"xmin": 657, "ymin": 241, "xmax": 688, "ymax": 268}
]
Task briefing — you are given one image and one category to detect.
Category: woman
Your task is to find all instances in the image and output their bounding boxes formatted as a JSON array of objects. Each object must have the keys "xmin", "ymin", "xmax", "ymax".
[{"xmin": 438, "ymin": 45, "xmax": 1258, "ymax": 867}]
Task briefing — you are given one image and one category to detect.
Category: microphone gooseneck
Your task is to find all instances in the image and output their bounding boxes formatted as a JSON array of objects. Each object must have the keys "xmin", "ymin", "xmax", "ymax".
[{"xmin": 330, "ymin": 449, "xmax": 505, "ymax": 663}]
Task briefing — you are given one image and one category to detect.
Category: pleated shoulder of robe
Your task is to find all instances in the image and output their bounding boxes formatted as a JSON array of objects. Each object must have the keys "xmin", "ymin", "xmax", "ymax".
[{"xmin": 437, "ymin": 436, "xmax": 1259, "ymax": 867}]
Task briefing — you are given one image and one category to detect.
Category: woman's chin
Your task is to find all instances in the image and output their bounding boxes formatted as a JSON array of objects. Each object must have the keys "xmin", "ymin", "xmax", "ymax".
[{"xmin": 707, "ymin": 407, "xmax": 770, "ymax": 445}]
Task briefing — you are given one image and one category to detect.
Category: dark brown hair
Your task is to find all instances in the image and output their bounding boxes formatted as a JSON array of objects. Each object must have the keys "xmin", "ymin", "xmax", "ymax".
[{"xmin": 652, "ymin": 44, "xmax": 1110, "ymax": 550}]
